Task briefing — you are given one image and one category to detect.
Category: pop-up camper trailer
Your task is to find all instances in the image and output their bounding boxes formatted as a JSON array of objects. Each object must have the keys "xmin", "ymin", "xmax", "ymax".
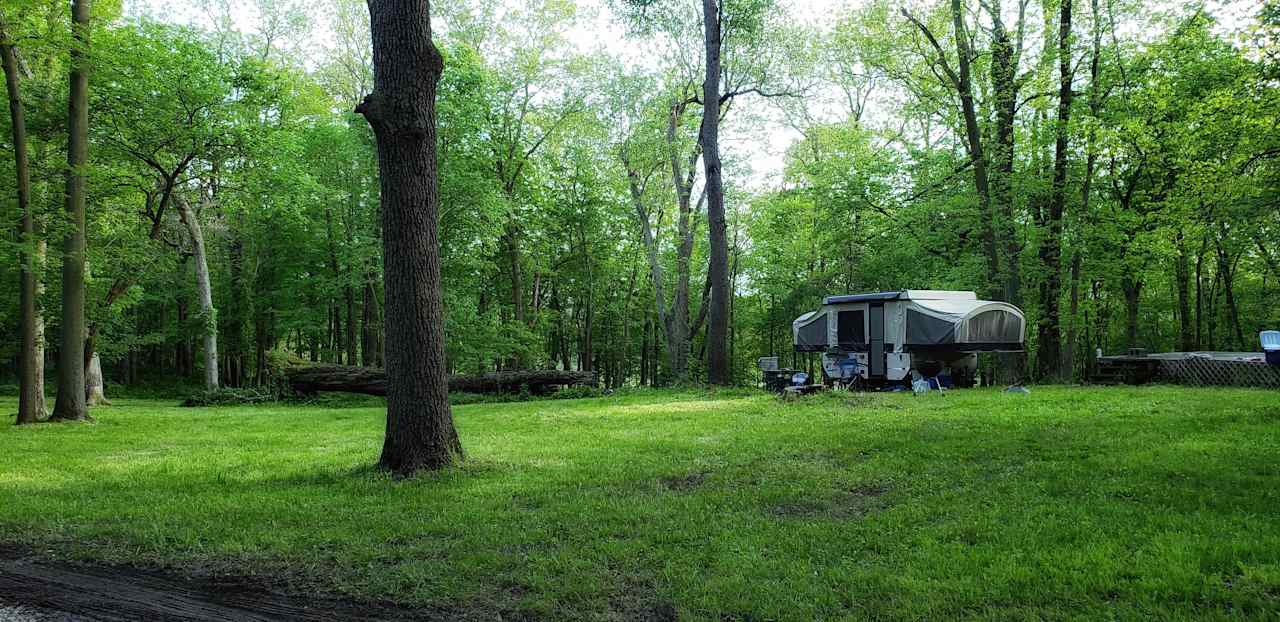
[{"xmin": 792, "ymin": 290, "xmax": 1025, "ymax": 387}]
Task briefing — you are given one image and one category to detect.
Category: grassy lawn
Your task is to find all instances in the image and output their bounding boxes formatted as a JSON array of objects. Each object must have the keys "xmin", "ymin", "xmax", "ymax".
[{"xmin": 2, "ymin": 386, "xmax": 1279, "ymax": 620}]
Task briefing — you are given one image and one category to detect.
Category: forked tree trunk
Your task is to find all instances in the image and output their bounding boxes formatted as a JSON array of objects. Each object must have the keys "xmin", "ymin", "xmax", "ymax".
[
  {"xmin": 2, "ymin": 19, "xmax": 42, "ymax": 424},
  {"xmin": 357, "ymin": 0, "xmax": 461, "ymax": 475},
  {"xmin": 50, "ymin": 0, "xmax": 91, "ymax": 422},
  {"xmin": 178, "ymin": 198, "xmax": 218, "ymax": 391},
  {"xmin": 702, "ymin": 0, "xmax": 730, "ymax": 386},
  {"xmin": 1215, "ymin": 235, "xmax": 1245, "ymax": 350}
]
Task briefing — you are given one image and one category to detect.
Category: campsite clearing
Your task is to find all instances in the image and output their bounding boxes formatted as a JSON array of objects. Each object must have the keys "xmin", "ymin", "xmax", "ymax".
[{"xmin": 2, "ymin": 387, "xmax": 1279, "ymax": 620}]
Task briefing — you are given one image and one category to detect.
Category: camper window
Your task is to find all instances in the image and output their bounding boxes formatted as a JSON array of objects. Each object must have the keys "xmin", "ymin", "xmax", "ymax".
[{"xmin": 837, "ymin": 310, "xmax": 865, "ymax": 346}]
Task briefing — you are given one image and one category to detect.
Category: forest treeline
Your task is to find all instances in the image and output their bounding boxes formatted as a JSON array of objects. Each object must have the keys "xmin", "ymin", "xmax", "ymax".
[{"xmin": 2, "ymin": 0, "xmax": 1278, "ymax": 403}]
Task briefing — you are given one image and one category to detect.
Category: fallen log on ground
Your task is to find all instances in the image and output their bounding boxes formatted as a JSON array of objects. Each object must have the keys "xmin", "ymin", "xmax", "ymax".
[{"xmin": 284, "ymin": 365, "xmax": 597, "ymax": 396}]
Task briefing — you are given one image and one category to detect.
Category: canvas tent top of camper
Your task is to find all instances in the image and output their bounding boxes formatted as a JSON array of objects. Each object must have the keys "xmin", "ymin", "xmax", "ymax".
[{"xmin": 794, "ymin": 290, "xmax": 1026, "ymax": 353}]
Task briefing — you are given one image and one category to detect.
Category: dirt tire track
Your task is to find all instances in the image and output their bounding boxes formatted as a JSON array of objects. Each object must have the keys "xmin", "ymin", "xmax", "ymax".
[{"xmin": 0, "ymin": 546, "xmax": 434, "ymax": 621}]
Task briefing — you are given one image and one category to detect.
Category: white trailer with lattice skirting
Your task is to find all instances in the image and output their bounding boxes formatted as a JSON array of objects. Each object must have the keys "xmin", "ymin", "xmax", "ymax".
[{"xmin": 792, "ymin": 290, "xmax": 1025, "ymax": 387}]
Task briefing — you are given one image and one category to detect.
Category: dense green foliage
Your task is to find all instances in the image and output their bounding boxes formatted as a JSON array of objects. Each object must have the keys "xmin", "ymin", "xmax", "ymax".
[
  {"xmin": 1, "ymin": 0, "xmax": 1277, "ymax": 392},
  {"xmin": 3, "ymin": 387, "xmax": 1279, "ymax": 619}
]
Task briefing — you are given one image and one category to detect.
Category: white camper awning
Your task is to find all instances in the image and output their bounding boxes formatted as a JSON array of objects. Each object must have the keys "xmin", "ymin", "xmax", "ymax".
[
  {"xmin": 904, "ymin": 298, "xmax": 1025, "ymax": 346},
  {"xmin": 793, "ymin": 311, "xmax": 828, "ymax": 352}
]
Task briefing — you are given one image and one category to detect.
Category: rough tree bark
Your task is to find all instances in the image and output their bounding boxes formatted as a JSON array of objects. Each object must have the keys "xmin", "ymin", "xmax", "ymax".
[
  {"xmin": 177, "ymin": 197, "xmax": 219, "ymax": 391},
  {"xmin": 702, "ymin": 0, "xmax": 730, "ymax": 386},
  {"xmin": 50, "ymin": 0, "xmax": 91, "ymax": 422},
  {"xmin": 2, "ymin": 17, "xmax": 43, "ymax": 424},
  {"xmin": 1036, "ymin": 0, "xmax": 1073, "ymax": 380},
  {"xmin": 357, "ymin": 0, "xmax": 461, "ymax": 475}
]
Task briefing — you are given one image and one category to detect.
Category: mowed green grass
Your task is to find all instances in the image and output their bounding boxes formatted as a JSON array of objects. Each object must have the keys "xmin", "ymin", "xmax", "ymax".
[{"xmin": 2, "ymin": 386, "xmax": 1279, "ymax": 620}]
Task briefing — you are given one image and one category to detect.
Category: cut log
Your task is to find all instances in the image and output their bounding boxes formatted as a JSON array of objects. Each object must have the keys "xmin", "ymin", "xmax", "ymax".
[{"xmin": 284, "ymin": 365, "xmax": 596, "ymax": 397}]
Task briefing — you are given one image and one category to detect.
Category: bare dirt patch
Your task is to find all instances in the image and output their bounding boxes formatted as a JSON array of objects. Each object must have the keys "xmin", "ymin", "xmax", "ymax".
[
  {"xmin": 658, "ymin": 472, "xmax": 707, "ymax": 492},
  {"xmin": 0, "ymin": 544, "xmax": 439, "ymax": 621},
  {"xmin": 606, "ymin": 577, "xmax": 678, "ymax": 622}
]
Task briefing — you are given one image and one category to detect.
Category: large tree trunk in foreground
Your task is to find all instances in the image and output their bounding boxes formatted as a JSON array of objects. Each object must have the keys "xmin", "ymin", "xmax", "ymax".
[
  {"xmin": 50, "ymin": 0, "xmax": 91, "ymax": 422},
  {"xmin": 178, "ymin": 198, "xmax": 219, "ymax": 391},
  {"xmin": 702, "ymin": 0, "xmax": 730, "ymax": 386},
  {"xmin": 357, "ymin": 0, "xmax": 461, "ymax": 475},
  {"xmin": 285, "ymin": 365, "xmax": 596, "ymax": 397},
  {"xmin": 2, "ymin": 19, "xmax": 42, "ymax": 424}
]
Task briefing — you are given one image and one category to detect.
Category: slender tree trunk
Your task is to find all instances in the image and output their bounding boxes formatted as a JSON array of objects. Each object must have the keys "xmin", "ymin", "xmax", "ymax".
[
  {"xmin": 506, "ymin": 223, "xmax": 525, "ymax": 326},
  {"xmin": 50, "ymin": 0, "xmax": 91, "ymax": 422},
  {"xmin": 362, "ymin": 275, "xmax": 378, "ymax": 367},
  {"xmin": 989, "ymin": 9, "xmax": 1022, "ymax": 308},
  {"xmin": 650, "ymin": 311, "xmax": 660, "ymax": 384},
  {"xmin": 177, "ymin": 198, "xmax": 218, "ymax": 391},
  {"xmin": 176, "ymin": 285, "xmax": 191, "ymax": 377},
  {"xmin": 621, "ymin": 261, "xmax": 636, "ymax": 386},
  {"xmin": 1174, "ymin": 229, "xmax": 1194, "ymax": 351},
  {"xmin": 1215, "ymin": 236, "xmax": 1245, "ymax": 350},
  {"xmin": 667, "ymin": 108, "xmax": 703, "ymax": 382},
  {"xmin": 624, "ymin": 160, "xmax": 677, "ymax": 380},
  {"xmin": 226, "ymin": 220, "xmax": 246, "ymax": 387},
  {"xmin": 702, "ymin": 0, "xmax": 730, "ymax": 385},
  {"xmin": 2, "ymin": 20, "xmax": 41, "ymax": 424},
  {"xmin": 640, "ymin": 314, "xmax": 650, "ymax": 387},
  {"xmin": 357, "ymin": 0, "xmax": 461, "ymax": 475},
  {"xmin": 1195, "ymin": 242, "xmax": 1204, "ymax": 349},
  {"xmin": 985, "ymin": 4, "xmax": 1025, "ymax": 385},
  {"xmin": 345, "ymin": 285, "xmax": 357, "ymax": 367},
  {"xmin": 1036, "ymin": 0, "xmax": 1072, "ymax": 381},
  {"xmin": 1065, "ymin": 0, "xmax": 1102, "ymax": 377},
  {"xmin": 33, "ymin": 239, "xmax": 47, "ymax": 414},
  {"xmin": 729, "ymin": 234, "xmax": 740, "ymax": 381},
  {"xmin": 1064, "ymin": 253, "xmax": 1081, "ymax": 378},
  {"xmin": 1207, "ymin": 263, "xmax": 1220, "ymax": 349},
  {"xmin": 1122, "ymin": 277, "xmax": 1141, "ymax": 350}
]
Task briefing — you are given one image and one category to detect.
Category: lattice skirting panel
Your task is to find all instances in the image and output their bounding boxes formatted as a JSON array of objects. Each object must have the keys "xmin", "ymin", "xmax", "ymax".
[{"xmin": 1159, "ymin": 358, "xmax": 1280, "ymax": 389}]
